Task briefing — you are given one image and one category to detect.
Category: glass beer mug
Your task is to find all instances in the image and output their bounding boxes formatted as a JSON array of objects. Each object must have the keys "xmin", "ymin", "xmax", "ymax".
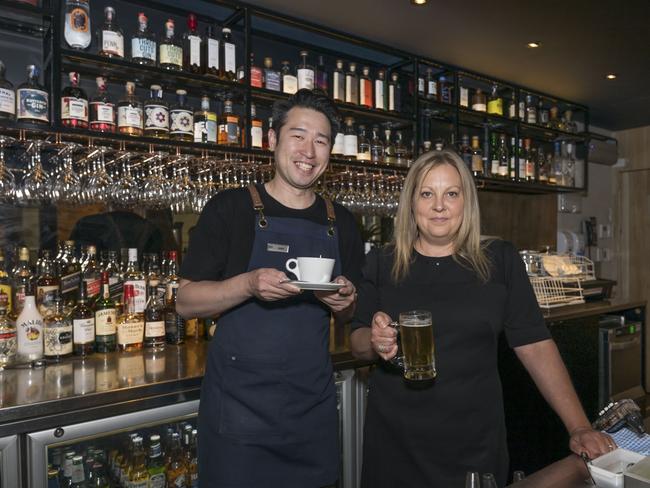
[{"xmin": 389, "ymin": 310, "xmax": 436, "ymax": 381}]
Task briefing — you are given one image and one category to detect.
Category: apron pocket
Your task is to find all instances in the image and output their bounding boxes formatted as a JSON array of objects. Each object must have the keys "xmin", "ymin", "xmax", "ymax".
[{"xmin": 219, "ymin": 352, "xmax": 288, "ymax": 440}]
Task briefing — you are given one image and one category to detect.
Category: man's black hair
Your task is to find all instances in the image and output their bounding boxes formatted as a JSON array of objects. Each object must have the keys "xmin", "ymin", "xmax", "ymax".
[{"xmin": 271, "ymin": 89, "xmax": 341, "ymax": 145}]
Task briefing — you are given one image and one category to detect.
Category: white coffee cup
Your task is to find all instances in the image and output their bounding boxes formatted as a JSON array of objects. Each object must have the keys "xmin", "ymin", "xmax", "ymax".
[{"xmin": 285, "ymin": 257, "xmax": 335, "ymax": 283}]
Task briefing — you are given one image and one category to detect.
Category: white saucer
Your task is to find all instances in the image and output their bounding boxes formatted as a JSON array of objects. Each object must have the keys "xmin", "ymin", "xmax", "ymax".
[{"xmin": 287, "ymin": 281, "xmax": 344, "ymax": 291}]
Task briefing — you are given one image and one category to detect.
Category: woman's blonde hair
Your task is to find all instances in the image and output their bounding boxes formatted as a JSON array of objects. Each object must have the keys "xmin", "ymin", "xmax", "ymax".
[{"xmin": 391, "ymin": 149, "xmax": 492, "ymax": 282}]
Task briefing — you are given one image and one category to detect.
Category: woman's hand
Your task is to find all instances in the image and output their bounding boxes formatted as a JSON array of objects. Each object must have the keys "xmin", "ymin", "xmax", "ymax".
[
  {"xmin": 371, "ymin": 311, "xmax": 398, "ymax": 361},
  {"xmin": 569, "ymin": 426, "xmax": 617, "ymax": 460}
]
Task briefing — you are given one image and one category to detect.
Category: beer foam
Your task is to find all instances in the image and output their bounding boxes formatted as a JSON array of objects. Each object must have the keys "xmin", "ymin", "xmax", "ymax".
[{"xmin": 400, "ymin": 321, "xmax": 432, "ymax": 327}]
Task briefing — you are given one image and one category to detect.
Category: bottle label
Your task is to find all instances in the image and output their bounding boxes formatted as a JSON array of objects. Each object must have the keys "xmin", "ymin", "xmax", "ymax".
[
  {"xmin": 0, "ymin": 333, "xmax": 16, "ymax": 362},
  {"xmin": 282, "ymin": 75, "xmax": 297, "ymax": 95},
  {"xmin": 428, "ymin": 80, "xmax": 437, "ymax": 96},
  {"xmin": 218, "ymin": 118, "xmax": 240, "ymax": 145},
  {"xmin": 117, "ymin": 320, "xmax": 144, "ymax": 345},
  {"xmin": 360, "ymin": 79, "xmax": 372, "ymax": 107},
  {"xmin": 333, "ymin": 72, "xmax": 343, "ymax": 100},
  {"xmin": 145, "ymin": 104, "xmax": 169, "ymax": 131},
  {"xmin": 471, "ymin": 154, "xmax": 483, "ymax": 173},
  {"xmin": 498, "ymin": 164, "xmax": 508, "ymax": 177},
  {"xmin": 224, "ymin": 42, "xmax": 236, "ymax": 73},
  {"xmin": 490, "ymin": 158, "xmax": 499, "ymax": 176},
  {"xmin": 0, "ymin": 284, "xmax": 11, "ymax": 311},
  {"xmin": 17, "ymin": 317, "xmax": 43, "ymax": 354},
  {"xmin": 149, "ymin": 473, "xmax": 166, "ymax": 488},
  {"xmin": 90, "ymin": 101, "xmax": 115, "ymax": 124},
  {"xmin": 343, "ymin": 134, "xmax": 358, "ymax": 157},
  {"xmin": 357, "ymin": 149, "xmax": 370, "ymax": 161},
  {"xmin": 102, "ymin": 30, "xmax": 124, "ymax": 57},
  {"xmin": 43, "ymin": 323, "xmax": 73, "ymax": 356},
  {"xmin": 472, "ymin": 102, "xmax": 487, "ymax": 112},
  {"xmin": 126, "ymin": 279, "xmax": 147, "ymax": 313},
  {"xmin": 118, "ymin": 106, "xmax": 143, "ymax": 129},
  {"xmin": 14, "ymin": 285, "xmax": 26, "ymax": 313},
  {"xmin": 96, "ymin": 308, "xmax": 117, "ymax": 335},
  {"xmin": 251, "ymin": 125, "xmax": 263, "ymax": 148},
  {"xmin": 170, "ymin": 109, "xmax": 194, "ymax": 136},
  {"xmin": 84, "ymin": 277, "xmax": 101, "ymax": 298},
  {"xmin": 297, "ymin": 68, "xmax": 314, "ymax": 90},
  {"xmin": 145, "ymin": 320, "xmax": 165, "ymax": 338},
  {"xmin": 250, "ymin": 67, "xmax": 263, "ymax": 88},
  {"xmin": 374, "ymin": 80, "xmax": 384, "ymax": 110},
  {"xmin": 487, "ymin": 99, "xmax": 503, "ymax": 115},
  {"xmin": 194, "ymin": 118, "xmax": 217, "ymax": 143},
  {"xmin": 345, "ymin": 76, "xmax": 356, "ymax": 103},
  {"xmin": 59, "ymin": 271, "xmax": 81, "ymax": 296},
  {"xmin": 460, "ymin": 87, "xmax": 469, "ymax": 108},
  {"xmin": 331, "ymin": 133, "xmax": 344, "ymax": 155},
  {"xmin": 36, "ymin": 285, "xmax": 59, "ymax": 317},
  {"xmin": 17, "ymin": 88, "xmax": 49, "ymax": 122},
  {"xmin": 418, "ymin": 78, "xmax": 425, "ymax": 94},
  {"xmin": 388, "ymin": 85, "xmax": 395, "ymax": 111},
  {"xmin": 0, "ymin": 88, "xmax": 15, "ymax": 115},
  {"xmin": 160, "ymin": 45, "xmax": 183, "ymax": 67},
  {"xmin": 189, "ymin": 35, "xmax": 201, "ymax": 66},
  {"xmin": 61, "ymin": 96, "xmax": 88, "ymax": 121},
  {"xmin": 132, "ymin": 38, "xmax": 156, "ymax": 61},
  {"xmin": 171, "ymin": 475, "xmax": 187, "ymax": 488},
  {"xmin": 207, "ymin": 39, "xmax": 219, "ymax": 69},
  {"xmin": 265, "ymin": 70, "xmax": 281, "ymax": 91},
  {"xmin": 518, "ymin": 102, "xmax": 526, "ymax": 120},
  {"xmin": 69, "ymin": 8, "xmax": 89, "ymax": 33},
  {"xmin": 73, "ymin": 317, "xmax": 95, "ymax": 344}
]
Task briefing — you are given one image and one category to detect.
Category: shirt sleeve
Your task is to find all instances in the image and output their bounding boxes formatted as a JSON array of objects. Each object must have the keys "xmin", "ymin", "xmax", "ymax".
[
  {"xmin": 350, "ymin": 248, "xmax": 382, "ymax": 331},
  {"xmin": 501, "ymin": 241, "xmax": 552, "ymax": 347}
]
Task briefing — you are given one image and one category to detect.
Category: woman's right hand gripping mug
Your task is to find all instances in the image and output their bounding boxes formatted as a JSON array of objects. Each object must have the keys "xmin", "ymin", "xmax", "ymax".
[{"xmin": 389, "ymin": 310, "xmax": 437, "ymax": 382}]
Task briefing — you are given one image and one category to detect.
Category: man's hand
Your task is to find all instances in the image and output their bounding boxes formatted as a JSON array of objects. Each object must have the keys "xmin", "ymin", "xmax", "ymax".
[
  {"xmin": 370, "ymin": 311, "xmax": 397, "ymax": 361},
  {"xmin": 247, "ymin": 268, "xmax": 301, "ymax": 301},
  {"xmin": 314, "ymin": 275, "xmax": 356, "ymax": 313},
  {"xmin": 569, "ymin": 426, "xmax": 617, "ymax": 460}
]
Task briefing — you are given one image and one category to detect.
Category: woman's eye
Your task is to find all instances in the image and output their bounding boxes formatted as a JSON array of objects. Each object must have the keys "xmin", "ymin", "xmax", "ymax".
[
  {"xmin": 420, "ymin": 191, "xmax": 432, "ymax": 198},
  {"xmin": 447, "ymin": 191, "xmax": 458, "ymax": 197}
]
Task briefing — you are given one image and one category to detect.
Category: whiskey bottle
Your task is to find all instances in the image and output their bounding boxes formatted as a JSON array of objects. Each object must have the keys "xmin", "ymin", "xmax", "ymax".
[
  {"xmin": 43, "ymin": 295, "xmax": 73, "ymax": 360},
  {"xmin": 426, "ymin": 68, "xmax": 437, "ymax": 100},
  {"xmin": 61, "ymin": 71, "xmax": 88, "ymax": 129},
  {"xmin": 147, "ymin": 435, "xmax": 166, "ymax": 486},
  {"xmin": 164, "ymin": 287, "xmax": 185, "ymax": 345},
  {"xmin": 72, "ymin": 281, "xmax": 95, "ymax": 356},
  {"xmin": 0, "ymin": 250, "xmax": 12, "ymax": 314},
  {"xmin": 203, "ymin": 25, "xmax": 219, "ymax": 77},
  {"xmin": 250, "ymin": 103, "xmax": 263, "ymax": 149},
  {"xmin": 12, "ymin": 246, "xmax": 33, "ymax": 316},
  {"xmin": 16, "ymin": 65, "xmax": 49, "ymax": 125},
  {"xmin": 538, "ymin": 100, "xmax": 549, "ymax": 127},
  {"xmin": 315, "ymin": 55, "xmax": 328, "ymax": 92},
  {"xmin": 183, "ymin": 14, "xmax": 202, "ymax": 73},
  {"xmin": 281, "ymin": 60, "xmax": 297, "ymax": 95},
  {"xmin": 387, "ymin": 72, "xmax": 400, "ymax": 112},
  {"xmin": 489, "ymin": 133, "xmax": 499, "ymax": 177},
  {"xmin": 459, "ymin": 85, "xmax": 469, "ymax": 108},
  {"xmin": 218, "ymin": 96, "xmax": 240, "ymax": 146},
  {"xmin": 470, "ymin": 135, "xmax": 484, "ymax": 177},
  {"xmin": 460, "ymin": 134, "xmax": 472, "ymax": 169},
  {"xmin": 98, "ymin": 6, "xmax": 124, "ymax": 59},
  {"xmin": 345, "ymin": 62, "xmax": 359, "ymax": 105},
  {"xmin": 15, "ymin": 284, "xmax": 43, "ymax": 362},
  {"xmin": 131, "ymin": 12, "xmax": 156, "ymax": 66},
  {"xmin": 193, "ymin": 96, "xmax": 217, "ymax": 143},
  {"xmin": 220, "ymin": 27, "xmax": 236, "ymax": 81},
  {"xmin": 549, "ymin": 106, "xmax": 560, "ymax": 130},
  {"xmin": 159, "ymin": 19, "xmax": 183, "ymax": 71},
  {"xmin": 0, "ymin": 302, "xmax": 16, "ymax": 368},
  {"xmin": 94, "ymin": 271, "xmax": 117, "ymax": 353},
  {"xmin": 82, "ymin": 245, "xmax": 101, "ymax": 299},
  {"xmin": 374, "ymin": 69, "xmax": 385, "ymax": 110},
  {"xmin": 471, "ymin": 88, "xmax": 487, "ymax": 112},
  {"xmin": 517, "ymin": 139, "xmax": 527, "ymax": 181},
  {"xmin": 103, "ymin": 250, "xmax": 121, "ymax": 285},
  {"xmin": 64, "ymin": 0, "xmax": 91, "ymax": 50},
  {"xmin": 58, "ymin": 240, "xmax": 81, "ymax": 313},
  {"xmin": 117, "ymin": 81, "xmax": 143, "ymax": 136},
  {"xmin": 537, "ymin": 146, "xmax": 549, "ymax": 183},
  {"xmin": 332, "ymin": 59, "xmax": 345, "ymax": 102},
  {"xmin": 36, "ymin": 249, "xmax": 59, "ymax": 317},
  {"xmin": 0, "ymin": 60, "xmax": 15, "ymax": 121},
  {"xmin": 297, "ymin": 50, "xmax": 314, "ymax": 90},
  {"xmin": 186, "ymin": 429, "xmax": 199, "ymax": 487},
  {"xmin": 487, "ymin": 84, "xmax": 503, "ymax": 116},
  {"xmin": 508, "ymin": 136, "xmax": 516, "ymax": 180},
  {"xmin": 524, "ymin": 138, "xmax": 535, "ymax": 181},
  {"xmin": 357, "ymin": 124, "xmax": 370, "ymax": 161},
  {"xmin": 507, "ymin": 96, "xmax": 517, "ymax": 119},
  {"xmin": 359, "ymin": 66, "xmax": 373, "ymax": 108},
  {"xmin": 249, "ymin": 53, "xmax": 263, "ymax": 88},
  {"xmin": 439, "ymin": 76, "xmax": 452, "ymax": 104},
  {"xmin": 564, "ymin": 109, "xmax": 577, "ymax": 133},
  {"xmin": 123, "ymin": 248, "xmax": 146, "ymax": 314},
  {"xmin": 342, "ymin": 117, "xmax": 357, "ymax": 160},
  {"xmin": 370, "ymin": 125, "xmax": 384, "ymax": 164},
  {"xmin": 144, "ymin": 84, "xmax": 169, "ymax": 139},
  {"xmin": 170, "ymin": 89, "xmax": 194, "ymax": 142},
  {"xmin": 263, "ymin": 57, "xmax": 281, "ymax": 91},
  {"xmin": 144, "ymin": 285, "xmax": 165, "ymax": 350},
  {"xmin": 164, "ymin": 250, "xmax": 180, "ymax": 303},
  {"xmin": 117, "ymin": 284, "xmax": 144, "ymax": 352},
  {"xmin": 89, "ymin": 76, "xmax": 116, "ymax": 133}
]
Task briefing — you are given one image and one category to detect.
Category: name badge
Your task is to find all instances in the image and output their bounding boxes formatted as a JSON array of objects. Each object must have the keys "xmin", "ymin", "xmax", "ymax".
[{"xmin": 267, "ymin": 243, "xmax": 289, "ymax": 253}]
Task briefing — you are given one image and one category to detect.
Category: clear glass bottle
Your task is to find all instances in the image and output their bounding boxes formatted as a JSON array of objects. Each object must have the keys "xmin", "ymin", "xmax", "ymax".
[
  {"xmin": 159, "ymin": 19, "xmax": 183, "ymax": 71},
  {"xmin": 64, "ymin": 0, "xmax": 91, "ymax": 50},
  {"xmin": 395, "ymin": 131, "xmax": 408, "ymax": 167},
  {"xmin": 345, "ymin": 62, "xmax": 359, "ymax": 105},
  {"xmin": 517, "ymin": 138, "xmax": 526, "ymax": 181},
  {"xmin": 70, "ymin": 455, "xmax": 87, "ymax": 487},
  {"xmin": 90, "ymin": 76, "xmax": 115, "ymax": 133},
  {"xmin": 129, "ymin": 436, "xmax": 149, "ymax": 487},
  {"xmin": 250, "ymin": 103, "xmax": 263, "ymax": 149},
  {"xmin": 164, "ymin": 251, "xmax": 180, "ymax": 304},
  {"xmin": 383, "ymin": 125, "xmax": 396, "ymax": 166},
  {"xmin": 164, "ymin": 287, "xmax": 185, "ymax": 345},
  {"xmin": 98, "ymin": 6, "xmax": 124, "ymax": 59},
  {"xmin": 538, "ymin": 99, "xmax": 549, "ymax": 127},
  {"xmin": 439, "ymin": 75, "xmax": 452, "ymax": 104},
  {"xmin": 16, "ymin": 65, "xmax": 49, "ymax": 125},
  {"xmin": 43, "ymin": 295, "xmax": 73, "ymax": 360},
  {"xmin": 203, "ymin": 25, "xmax": 219, "ymax": 77},
  {"xmin": 374, "ymin": 69, "xmax": 385, "ymax": 110},
  {"xmin": 131, "ymin": 12, "xmax": 156, "ymax": 65},
  {"xmin": 36, "ymin": 250, "xmax": 59, "ymax": 318},
  {"xmin": 509, "ymin": 136, "xmax": 517, "ymax": 180},
  {"xmin": 460, "ymin": 134, "xmax": 472, "ymax": 169},
  {"xmin": 117, "ymin": 284, "xmax": 144, "ymax": 352},
  {"xmin": 342, "ymin": 116, "xmax": 357, "ymax": 159},
  {"xmin": 359, "ymin": 66, "xmax": 373, "ymax": 108},
  {"xmin": 220, "ymin": 27, "xmax": 236, "ymax": 81},
  {"xmin": 16, "ymin": 286, "xmax": 43, "ymax": 362},
  {"xmin": 315, "ymin": 55, "xmax": 328, "ymax": 93},
  {"xmin": 193, "ymin": 95, "xmax": 217, "ymax": 144},
  {"xmin": 525, "ymin": 95, "xmax": 537, "ymax": 124},
  {"xmin": 0, "ymin": 60, "xmax": 16, "ymax": 121},
  {"xmin": 165, "ymin": 432, "xmax": 187, "ymax": 486},
  {"xmin": 332, "ymin": 59, "xmax": 345, "ymax": 102},
  {"xmin": 0, "ymin": 302, "xmax": 16, "ymax": 369},
  {"xmin": 147, "ymin": 435, "xmax": 166, "ymax": 485},
  {"xmin": 471, "ymin": 88, "xmax": 487, "ymax": 112},
  {"xmin": 281, "ymin": 60, "xmax": 297, "ymax": 95},
  {"xmin": 356, "ymin": 124, "xmax": 370, "ymax": 161},
  {"xmin": 170, "ymin": 89, "xmax": 193, "ymax": 142},
  {"xmin": 549, "ymin": 105, "xmax": 560, "ymax": 130},
  {"xmin": 387, "ymin": 72, "xmax": 400, "ymax": 112},
  {"xmin": 470, "ymin": 135, "xmax": 483, "ymax": 177},
  {"xmin": 487, "ymin": 84, "xmax": 503, "ymax": 116},
  {"xmin": 72, "ymin": 281, "xmax": 94, "ymax": 356},
  {"xmin": 218, "ymin": 96, "xmax": 240, "ymax": 146},
  {"xmin": 426, "ymin": 68, "xmax": 437, "ymax": 100},
  {"xmin": 123, "ymin": 248, "xmax": 146, "ymax": 314},
  {"xmin": 263, "ymin": 57, "xmax": 281, "ymax": 91},
  {"xmin": 117, "ymin": 81, "xmax": 143, "ymax": 136},
  {"xmin": 524, "ymin": 138, "xmax": 536, "ymax": 181},
  {"xmin": 183, "ymin": 14, "xmax": 202, "ymax": 73},
  {"xmin": 369, "ymin": 126, "xmax": 383, "ymax": 164},
  {"xmin": 144, "ymin": 285, "xmax": 165, "ymax": 350},
  {"xmin": 564, "ymin": 109, "xmax": 578, "ymax": 133},
  {"xmin": 296, "ymin": 50, "xmax": 314, "ymax": 90},
  {"xmin": 249, "ymin": 53, "xmax": 263, "ymax": 88},
  {"xmin": 61, "ymin": 71, "xmax": 88, "ymax": 129},
  {"xmin": 144, "ymin": 84, "xmax": 169, "ymax": 139},
  {"xmin": 12, "ymin": 246, "xmax": 33, "ymax": 317},
  {"xmin": 507, "ymin": 96, "xmax": 517, "ymax": 119},
  {"xmin": 537, "ymin": 146, "xmax": 549, "ymax": 183},
  {"xmin": 94, "ymin": 271, "xmax": 117, "ymax": 353},
  {"xmin": 497, "ymin": 134, "xmax": 509, "ymax": 178}
]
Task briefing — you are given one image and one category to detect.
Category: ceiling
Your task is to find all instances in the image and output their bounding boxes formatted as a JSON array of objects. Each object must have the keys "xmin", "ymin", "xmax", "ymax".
[{"xmin": 243, "ymin": 0, "xmax": 650, "ymax": 132}]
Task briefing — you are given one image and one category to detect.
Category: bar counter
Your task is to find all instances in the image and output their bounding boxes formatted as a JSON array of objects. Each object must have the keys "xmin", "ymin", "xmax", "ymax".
[{"xmin": 507, "ymin": 454, "xmax": 591, "ymax": 487}]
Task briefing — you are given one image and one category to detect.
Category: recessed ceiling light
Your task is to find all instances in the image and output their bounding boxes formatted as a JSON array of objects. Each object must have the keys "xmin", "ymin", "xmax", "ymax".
[
  {"xmin": 527, "ymin": 42, "xmax": 541, "ymax": 48},
  {"xmin": 410, "ymin": 0, "xmax": 427, "ymax": 5},
  {"xmin": 606, "ymin": 73, "xmax": 617, "ymax": 80}
]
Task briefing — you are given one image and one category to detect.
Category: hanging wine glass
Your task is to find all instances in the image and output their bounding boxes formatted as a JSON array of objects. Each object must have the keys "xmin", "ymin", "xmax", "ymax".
[
  {"xmin": 110, "ymin": 156, "xmax": 140, "ymax": 208},
  {"xmin": 87, "ymin": 146, "xmax": 114, "ymax": 204},
  {"xmin": 20, "ymin": 140, "xmax": 50, "ymax": 205},
  {"xmin": 0, "ymin": 135, "xmax": 16, "ymax": 203}
]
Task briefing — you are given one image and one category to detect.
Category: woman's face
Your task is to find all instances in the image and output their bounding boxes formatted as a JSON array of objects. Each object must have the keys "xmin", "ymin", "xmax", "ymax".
[{"xmin": 413, "ymin": 163, "xmax": 465, "ymax": 254}]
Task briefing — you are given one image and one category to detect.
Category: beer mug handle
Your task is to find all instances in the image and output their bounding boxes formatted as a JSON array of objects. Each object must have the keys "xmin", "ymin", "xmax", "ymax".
[{"xmin": 388, "ymin": 320, "xmax": 404, "ymax": 370}]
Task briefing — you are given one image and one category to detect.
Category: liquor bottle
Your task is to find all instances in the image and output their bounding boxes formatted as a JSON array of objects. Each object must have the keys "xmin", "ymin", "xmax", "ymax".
[
  {"xmin": 144, "ymin": 285, "xmax": 165, "ymax": 349},
  {"xmin": 64, "ymin": 0, "xmax": 91, "ymax": 50},
  {"xmin": 374, "ymin": 69, "xmax": 385, "ymax": 110},
  {"xmin": 459, "ymin": 134, "xmax": 472, "ymax": 169},
  {"xmin": 123, "ymin": 248, "xmax": 146, "ymax": 314},
  {"xmin": 524, "ymin": 138, "xmax": 535, "ymax": 181},
  {"xmin": 193, "ymin": 96, "xmax": 217, "ymax": 143},
  {"xmin": 186, "ymin": 429, "xmax": 199, "ymax": 487},
  {"xmin": 144, "ymin": 84, "xmax": 169, "ymax": 139},
  {"xmin": 525, "ymin": 95, "xmax": 537, "ymax": 124},
  {"xmin": 248, "ymin": 53, "xmax": 263, "ymax": 88},
  {"xmin": 98, "ymin": 6, "xmax": 124, "ymax": 59},
  {"xmin": 497, "ymin": 134, "xmax": 509, "ymax": 178},
  {"xmin": 70, "ymin": 455, "xmax": 87, "ymax": 487},
  {"xmin": 387, "ymin": 72, "xmax": 400, "ymax": 112},
  {"xmin": 170, "ymin": 89, "xmax": 194, "ymax": 142},
  {"xmin": 489, "ymin": 133, "xmax": 499, "ymax": 177},
  {"xmin": 359, "ymin": 66, "xmax": 373, "ymax": 108},
  {"xmin": 117, "ymin": 82, "xmax": 143, "ymax": 136},
  {"xmin": 281, "ymin": 60, "xmax": 297, "ymax": 95},
  {"xmin": 417, "ymin": 71, "xmax": 425, "ymax": 97},
  {"xmin": 166, "ymin": 432, "xmax": 187, "ymax": 487},
  {"xmin": 117, "ymin": 284, "xmax": 144, "ymax": 352},
  {"xmin": 395, "ymin": 130, "xmax": 409, "ymax": 167},
  {"xmin": 164, "ymin": 287, "xmax": 185, "ymax": 345},
  {"xmin": 548, "ymin": 106, "xmax": 560, "ymax": 130},
  {"xmin": 89, "ymin": 77, "xmax": 115, "ymax": 133},
  {"xmin": 147, "ymin": 434, "xmax": 166, "ymax": 486},
  {"xmin": 487, "ymin": 84, "xmax": 503, "ymax": 116},
  {"xmin": 0, "ymin": 60, "xmax": 15, "ymax": 121},
  {"xmin": 507, "ymin": 96, "xmax": 517, "ymax": 119},
  {"xmin": 383, "ymin": 125, "xmax": 396, "ymax": 166},
  {"xmin": 89, "ymin": 462, "xmax": 110, "ymax": 488},
  {"xmin": 471, "ymin": 88, "xmax": 487, "ymax": 112},
  {"xmin": 218, "ymin": 97, "xmax": 240, "ymax": 146},
  {"xmin": 72, "ymin": 281, "xmax": 95, "ymax": 356},
  {"xmin": 332, "ymin": 59, "xmax": 345, "ymax": 102},
  {"xmin": 131, "ymin": 12, "xmax": 156, "ymax": 66},
  {"xmin": 0, "ymin": 250, "xmax": 12, "ymax": 315},
  {"xmin": 43, "ymin": 295, "xmax": 73, "ymax": 360},
  {"xmin": 250, "ymin": 103, "xmax": 263, "ymax": 149},
  {"xmin": 16, "ymin": 284, "xmax": 43, "ymax": 362},
  {"xmin": 0, "ymin": 301, "xmax": 16, "ymax": 368},
  {"xmin": 163, "ymin": 250, "xmax": 180, "ymax": 303},
  {"xmin": 331, "ymin": 128, "xmax": 344, "ymax": 157},
  {"xmin": 220, "ymin": 27, "xmax": 236, "ymax": 81},
  {"xmin": 470, "ymin": 135, "xmax": 483, "ymax": 177},
  {"xmin": 538, "ymin": 100, "xmax": 549, "ymax": 127},
  {"xmin": 16, "ymin": 65, "xmax": 49, "ymax": 125},
  {"xmin": 315, "ymin": 55, "xmax": 328, "ymax": 93},
  {"xmin": 425, "ymin": 68, "xmax": 437, "ymax": 100},
  {"xmin": 129, "ymin": 436, "xmax": 149, "ymax": 487},
  {"xmin": 159, "ymin": 19, "xmax": 183, "ymax": 71},
  {"xmin": 459, "ymin": 85, "xmax": 469, "ymax": 108},
  {"xmin": 509, "ymin": 136, "xmax": 516, "ymax": 180},
  {"xmin": 370, "ymin": 125, "xmax": 383, "ymax": 164},
  {"xmin": 342, "ymin": 117, "xmax": 357, "ymax": 160},
  {"xmin": 61, "ymin": 72, "xmax": 89, "ymax": 129},
  {"xmin": 537, "ymin": 146, "xmax": 549, "ymax": 183},
  {"xmin": 357, "ymin": 125, "xmax": 370, "ymax": 161},
  {"xmin": 564, "ymin": 109, "xmax": 578, "ymax": 133},
  {"xmin": 439, "ymin": 75, "xmax": 452, "ymax": 104},
  {"xmin": 517, "ymin": 138, "xmax": 526, "ymax": 181},
  {"xmin": 58, "ymin": 240, "xmax": 81, "ymax": 313},
  {"xmin": 95, "ymin": 271, "xmax": 117, "ymax": 353},
  {"xmin": 36, "ymin": 250, "xmax": 59, "ymax": 317},
  {"xmin": 345, "ymin": 62, "xmax": 359, "ymax": 105},
  {"xmin": 103, "ymin": 251, "xmax": 121, "ymax": 285},
  {"xmin": 12, "ymin": 246, "xmax": 33, "ymax": 317},
  {"xmin": 184, "ymin": 14, "xmax": 202, "ymax": 73},
  {"xmin": 297, "ymin": 50, "xmax": 314, "ymax": 90},
  {"xmin": 263, "ymin": 57, "xmax": 281, "ymax": 91}
]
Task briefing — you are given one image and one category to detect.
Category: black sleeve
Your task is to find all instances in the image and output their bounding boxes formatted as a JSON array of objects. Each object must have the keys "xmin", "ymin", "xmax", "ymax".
[
  {"xmin": 350, "ymin": 248, "xmax": 382, "ymax": 331},
  {"xmin": 335, "ymin": 205, "xmax": 365, "ymax": 288},
  {"xmin": 500, "ymin": 241, "xmax": 552, "ymax": 347}
]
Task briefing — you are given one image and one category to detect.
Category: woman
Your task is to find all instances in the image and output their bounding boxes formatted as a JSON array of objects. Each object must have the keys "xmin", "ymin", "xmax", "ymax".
[{"xmin": 350, "ymin": 149, "xmax": 614, "ymax": 487}]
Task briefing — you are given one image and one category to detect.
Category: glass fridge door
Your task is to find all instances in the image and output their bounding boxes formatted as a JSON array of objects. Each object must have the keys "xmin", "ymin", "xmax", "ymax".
[
  {"xmin": 26, "ymin": 399, "xmax": 198, "ymax": 487},
  {"xmin": 335, "ymin": 369, "xmax": 356, "ymax": 488},
  {"xmin": 0, "ymin": 435, "xmax": 19, "ymax": 488}
]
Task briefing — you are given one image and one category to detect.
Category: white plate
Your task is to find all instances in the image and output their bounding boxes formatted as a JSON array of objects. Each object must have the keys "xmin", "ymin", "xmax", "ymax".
[{"xmin": 287, "ymin": 281, "xmax": 344, "ymax": 291}]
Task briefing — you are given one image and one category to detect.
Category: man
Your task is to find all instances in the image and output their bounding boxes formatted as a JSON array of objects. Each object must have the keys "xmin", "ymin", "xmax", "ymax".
[{"xmin": 177, "ymin": 89, "xmax": 364, "ymax": 487}]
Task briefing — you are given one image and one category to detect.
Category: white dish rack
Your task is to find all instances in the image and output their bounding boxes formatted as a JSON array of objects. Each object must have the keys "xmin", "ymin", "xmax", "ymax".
[{"xmin": 524, "ymin": 253, "xmax": 596, "ymax": 309}]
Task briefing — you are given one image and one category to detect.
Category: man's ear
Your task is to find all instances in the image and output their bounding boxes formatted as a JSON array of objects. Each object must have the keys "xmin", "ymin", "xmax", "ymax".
[{"xmin": 268, "ymin": 129, "xmax": 277, "ymax": 151}]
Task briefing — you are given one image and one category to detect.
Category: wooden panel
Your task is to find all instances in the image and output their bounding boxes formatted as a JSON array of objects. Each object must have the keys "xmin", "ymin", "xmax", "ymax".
[
  {"xmin": 479, "ymin": 191, "xmax": 557, "ymax": 250},
  {"xmin": 57, "ymin": 203, "xmax": 106, "ymax": 243}
]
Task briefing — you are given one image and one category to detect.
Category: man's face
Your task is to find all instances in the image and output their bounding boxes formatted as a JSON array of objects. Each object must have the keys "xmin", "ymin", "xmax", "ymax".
[{"xmin": 268, "ymin": 107, "xmax": 332, "ymax": 190}]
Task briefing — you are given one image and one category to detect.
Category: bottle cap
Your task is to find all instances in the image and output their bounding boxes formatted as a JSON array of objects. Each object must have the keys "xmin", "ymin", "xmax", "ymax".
[
  {"xmin": 104, "ymin": 6, "xmax": 115, "ymax": 18},
  {"xmin": 176, "ymin": 89, "xmax": 187, "ymax": 96},
  {"xmin": 300, "ymin": 50, "xmax": 308, "ymax": 57},
  {"xmin": 222, "ymin": 27, "xmax": 231, "ymax": 34},
  {"xmin": 69, "ymin": 72, "xmax": 79, "ymax": 85},
  {"xmin": 264, "ymin": 57, "xmax": 272, "ymax": 68},
  {"xmin": 95, "ymin": 76, "xmax": 106, "ymax": 89},
  {"xmin": 187, "ymin": 13, "xmax": 197, "ymax": 30}
]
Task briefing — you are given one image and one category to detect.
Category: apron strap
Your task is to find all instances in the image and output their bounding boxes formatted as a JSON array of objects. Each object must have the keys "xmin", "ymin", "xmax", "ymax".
[
  {"xmin": 323, "ymin": 198, "xmax": 336, "ymax": 237},
  {"xmin": 248, "ymin": 185, "xmax": 267, "ymax": 228}
]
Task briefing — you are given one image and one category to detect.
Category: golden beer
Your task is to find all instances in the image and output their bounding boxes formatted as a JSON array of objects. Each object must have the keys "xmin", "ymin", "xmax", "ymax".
[{"xmin": 400, "ymin": 311, "xmax": 436, "ymax": 381}]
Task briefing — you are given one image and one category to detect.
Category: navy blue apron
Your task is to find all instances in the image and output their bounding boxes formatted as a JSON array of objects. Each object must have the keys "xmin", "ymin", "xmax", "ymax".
[{"xmin": 198, "ymin": 185, "xmax": 342, "ymax": 488}]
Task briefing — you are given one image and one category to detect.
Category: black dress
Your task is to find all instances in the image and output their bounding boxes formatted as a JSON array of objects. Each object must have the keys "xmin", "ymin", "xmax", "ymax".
[{"xmin": 351, "ymin": 240, "xmax": 551, "ymax": 488}]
